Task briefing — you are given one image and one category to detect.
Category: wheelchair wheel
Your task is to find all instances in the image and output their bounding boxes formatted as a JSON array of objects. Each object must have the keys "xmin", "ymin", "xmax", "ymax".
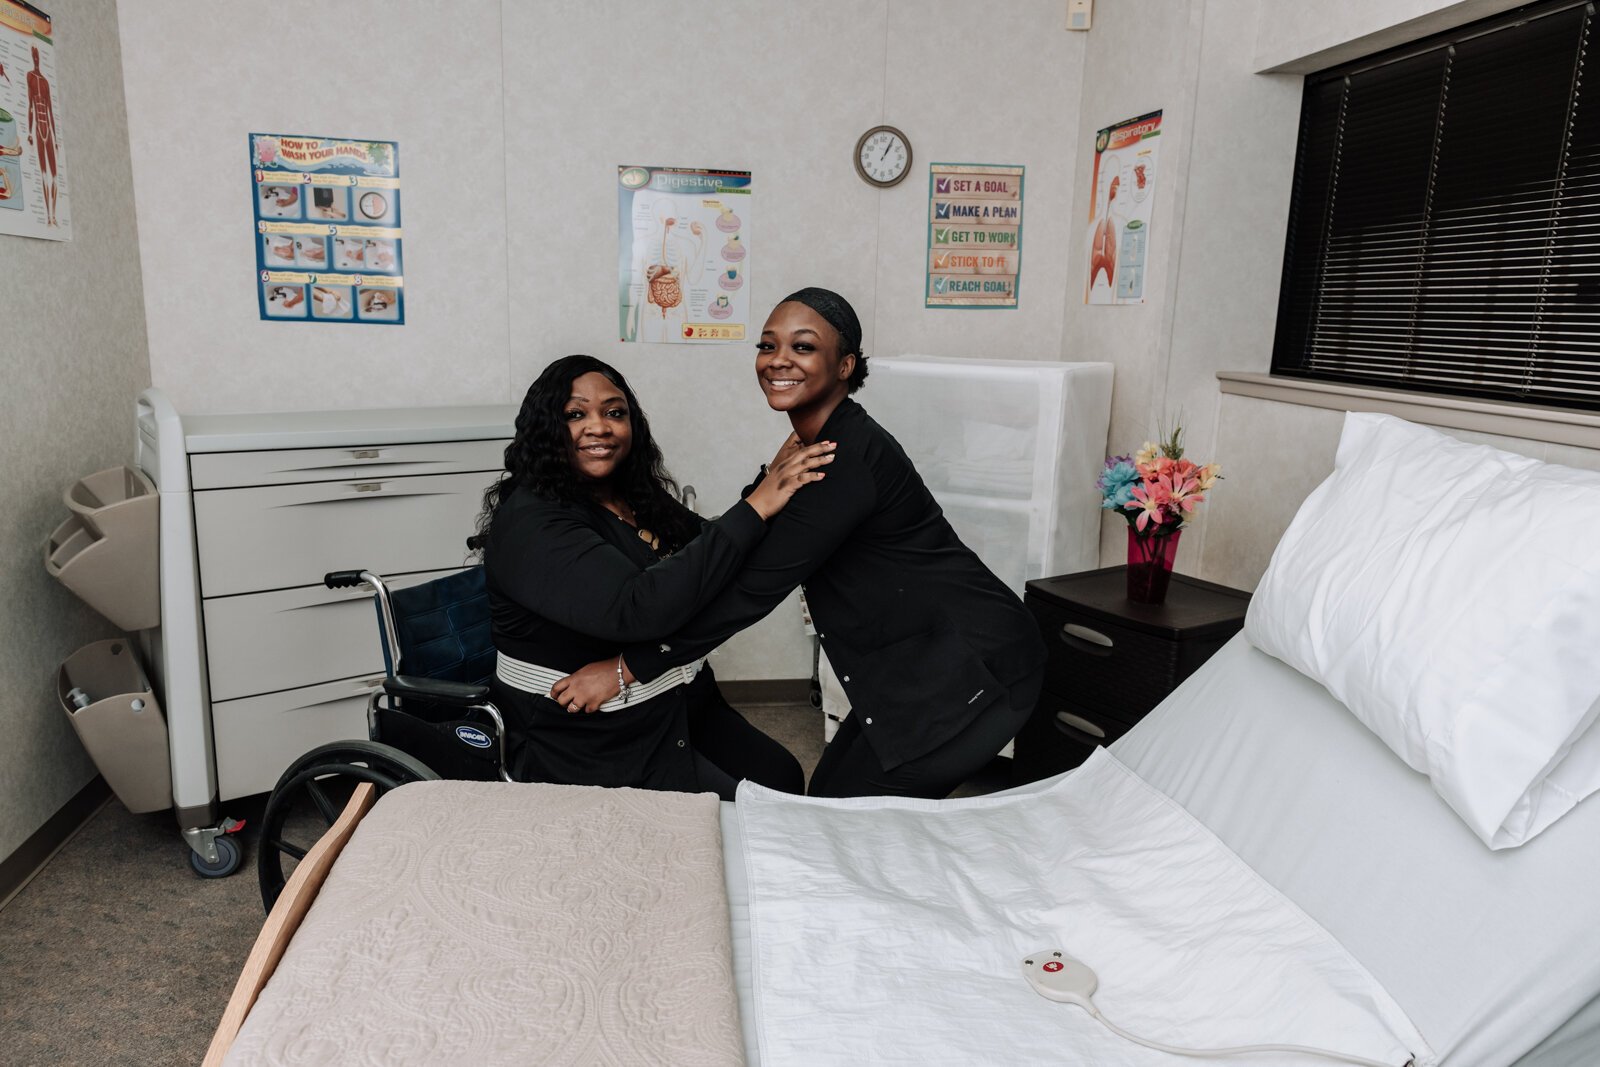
[{"xmin": 257, "ymin": 740, "xmax": 439, "ymax": 912}]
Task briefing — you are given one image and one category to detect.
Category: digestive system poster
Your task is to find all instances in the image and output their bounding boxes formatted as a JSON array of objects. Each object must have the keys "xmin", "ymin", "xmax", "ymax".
[
  {"xmin": 1085, "ymin": 110, "xmax": 1161, "ymax": 305},
  {"xmin": 925, "ymin": 163, "xmax": 1024, "ymax": 309},
  {"xmin": 0, "ymin": 0, "xmax": 70, "ymax": 241},
  {"xmin": 251, "ymin": 133, "xmax": 404, "ymax": 325},
  {"xmin": 618, "ymin": 165, "xmax": 750, "ymax": 343}
]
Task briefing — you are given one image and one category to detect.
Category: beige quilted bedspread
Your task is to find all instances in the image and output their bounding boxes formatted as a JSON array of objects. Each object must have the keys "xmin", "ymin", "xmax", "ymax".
[{"xmin": 226, "ymin": 780, "xmax": 743, "ymax": 1066}]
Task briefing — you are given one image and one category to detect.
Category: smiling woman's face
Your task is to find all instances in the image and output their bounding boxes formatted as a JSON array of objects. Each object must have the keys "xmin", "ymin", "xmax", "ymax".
[
  {"xmin": 755, "ymin": 302, "xmax": 854, "ymax": 421},
  {"xmin": 563, "ymin": 371, "xmax": 633, "ymax": 483}
]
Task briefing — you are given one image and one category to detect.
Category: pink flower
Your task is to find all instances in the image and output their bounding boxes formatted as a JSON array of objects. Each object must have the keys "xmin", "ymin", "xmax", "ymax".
[{"xmin": 1127, "ymin": 482, "xmax": 1171, "ymax": 531}]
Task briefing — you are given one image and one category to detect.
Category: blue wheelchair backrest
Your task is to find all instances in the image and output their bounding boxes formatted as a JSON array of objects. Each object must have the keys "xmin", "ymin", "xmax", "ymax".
[{"xmin": 382, "ymin": 566, "xmax": 495, "ymax": 687}]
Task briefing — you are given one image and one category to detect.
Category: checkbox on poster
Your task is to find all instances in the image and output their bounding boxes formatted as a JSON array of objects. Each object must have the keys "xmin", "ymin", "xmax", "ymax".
[
  {"xmin": 935, "ymin": 202, "xmax": 951, "ymax": 220},
  {"xmin": 934, "ymin": 253, "xmax": 949, "ymax": 269},
  {"xmin": 933, "ymin": 276, "xmax": 948, "ymax": 295},
  {"xmin": 935, "ymin": 177, "xmax": 950, "ymax": 194},
  {"xmin": 934, "ymin": 228, "xmax": 949, "ymax": 243}
]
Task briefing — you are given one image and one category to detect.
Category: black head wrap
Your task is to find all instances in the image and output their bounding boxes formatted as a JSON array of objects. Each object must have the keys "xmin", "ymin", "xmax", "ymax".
[{"xmin": 779, "ymin": 286, "xmax": 869, "ymax": 393}]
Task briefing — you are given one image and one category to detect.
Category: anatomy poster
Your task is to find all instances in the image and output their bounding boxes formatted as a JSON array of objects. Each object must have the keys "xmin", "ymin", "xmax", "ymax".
[
  {"xmin": 1085, "ymin": 110, "xmax": 1162, "ymax": 305},
  {"xmin": 618, "ymin": 165, "xmax": 751, "ymax": 343},
  {"xmin": 0, "ymin": 0, "xmax": 70, "ymax": 240},
  {"xmin": 925, "ymin": 163, "xmax": 1024, "ymax": 309},
  {"xmin": 250, "ymin": 133, "xmax": 404, "ymax": 325}
]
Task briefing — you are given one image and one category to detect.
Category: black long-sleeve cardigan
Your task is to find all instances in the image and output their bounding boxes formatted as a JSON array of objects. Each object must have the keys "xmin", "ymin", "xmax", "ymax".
[
  {"xmin": 484, "ymin": 487, "xmax": 765, "ymax": 789},
  {"xmin": 624, "ymin": 398, "xmax": 1045, "ymax": 770}
]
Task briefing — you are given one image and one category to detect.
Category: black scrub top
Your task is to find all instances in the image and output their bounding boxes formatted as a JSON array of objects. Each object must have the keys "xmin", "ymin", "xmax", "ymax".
[
  {"xmin": 484, "ymin": 486, "xmax": 765, "ymax": 790},
  {"xmin": 625, "ymin": 398, "xmax": 1046, "ymax": 769}
]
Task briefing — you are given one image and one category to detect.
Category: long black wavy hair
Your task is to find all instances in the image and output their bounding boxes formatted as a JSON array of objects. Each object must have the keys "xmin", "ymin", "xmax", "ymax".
[{"xmin": 475, "ymin": 355, "xmax": 698, "ymax": 554}]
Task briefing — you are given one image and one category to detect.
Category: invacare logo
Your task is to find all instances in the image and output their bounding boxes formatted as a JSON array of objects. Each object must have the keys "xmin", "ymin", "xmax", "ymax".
[{"xmin": 454, "ymin": 725, "xmax": 492, "ymax": 749}]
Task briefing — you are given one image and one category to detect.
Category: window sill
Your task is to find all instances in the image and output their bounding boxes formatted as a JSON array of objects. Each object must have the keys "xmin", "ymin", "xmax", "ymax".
[{"xmin": 1216, "ymin": 372, "xmax": 1600, "ymax": 451}]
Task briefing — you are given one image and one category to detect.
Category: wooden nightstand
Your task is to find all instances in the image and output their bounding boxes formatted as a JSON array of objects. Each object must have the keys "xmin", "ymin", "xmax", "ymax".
[{"xmin": 1011, "ymin": 566, "xmax": 1251, "ymax": 786}]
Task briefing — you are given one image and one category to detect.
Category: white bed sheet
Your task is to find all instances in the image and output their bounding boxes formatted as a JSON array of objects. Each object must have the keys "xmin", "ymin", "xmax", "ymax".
[
  {"xmin": 1111, "ymin": 636, "xmax": 1600, "ymax": 1066},
  {"xmin": 734, "ymin": 750, "xmax": 1425, "ymax": 1067}
]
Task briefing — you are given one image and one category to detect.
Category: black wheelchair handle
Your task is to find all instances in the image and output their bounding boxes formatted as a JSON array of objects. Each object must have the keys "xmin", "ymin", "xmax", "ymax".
[{"xmin": 324, "ymin": 570, "xmax": 367, "ymax": 589}]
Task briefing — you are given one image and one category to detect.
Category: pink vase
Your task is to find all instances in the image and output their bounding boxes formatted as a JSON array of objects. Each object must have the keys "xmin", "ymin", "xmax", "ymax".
[{"xmin": 1126, "ymin": 526, "xmax": 1181, "ymax": 604}]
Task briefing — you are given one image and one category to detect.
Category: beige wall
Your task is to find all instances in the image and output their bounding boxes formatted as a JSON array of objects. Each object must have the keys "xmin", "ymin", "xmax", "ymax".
[
  {"xmin": 0, "ymin": 0, "xmax": 152, "ymax": 861},
  {"xmin": 1064, "ymin": 0, "xmax": 1600, "ymax": 593},
  {"xmin": 115, "ymin": 0, "xmax": 1088, "ymax": 679},
  {"xmin": 115, "ymin": 0, "xmax": 510, "ymax": 413}
]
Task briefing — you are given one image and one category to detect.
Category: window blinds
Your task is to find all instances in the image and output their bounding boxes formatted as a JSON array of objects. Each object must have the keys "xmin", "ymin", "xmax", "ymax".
[{"xmin": 1272, "ymin": 1, "xmax": 1600, "ymax": 411}]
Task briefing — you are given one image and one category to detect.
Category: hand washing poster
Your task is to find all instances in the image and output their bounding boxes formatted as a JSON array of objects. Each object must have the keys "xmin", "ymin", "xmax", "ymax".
[
  {"xmin": 1085, "ymin": 110, "xmax": 1161, "ymax": 305},
  {"xmin": 0, "ymin": 0, "xmax": 70, "ymax": 240},
  {"xmin": 250, "ymin": 133, "xmax": 404, "ymax": 325},
  {"xmin": 618, "ymin": 165, "xmax": 751, "ymax": 343},
  {"xmin": 925, "ymin": 163, "xmax": 1024, "ymax": 309}
]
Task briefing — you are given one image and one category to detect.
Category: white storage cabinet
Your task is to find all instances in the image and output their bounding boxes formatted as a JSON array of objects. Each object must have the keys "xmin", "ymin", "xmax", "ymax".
[
  {"xmin": 135, "ymin": 389, "xmax": 513, "ymax": 870},
  {"xmin": 821, "ymin": 356, "xmax": 1114, "ymax": 743}
]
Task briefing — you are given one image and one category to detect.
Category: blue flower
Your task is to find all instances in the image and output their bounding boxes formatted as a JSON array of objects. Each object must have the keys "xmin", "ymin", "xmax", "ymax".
[{"xmin": 1096, "ymin": 456, "xmax": 1141, "ymax": 510}]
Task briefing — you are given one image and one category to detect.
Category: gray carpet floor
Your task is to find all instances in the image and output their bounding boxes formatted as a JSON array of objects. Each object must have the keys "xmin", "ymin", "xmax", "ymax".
[{"xmin": 0, "ymin": 702, "xmax": 1008, "ymax": 1067}]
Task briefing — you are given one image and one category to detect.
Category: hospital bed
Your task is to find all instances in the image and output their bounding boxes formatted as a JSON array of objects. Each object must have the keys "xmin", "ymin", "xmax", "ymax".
[{"xmin": 205, "ymin": 413, "xmax": 1600, "ymax": 1066}]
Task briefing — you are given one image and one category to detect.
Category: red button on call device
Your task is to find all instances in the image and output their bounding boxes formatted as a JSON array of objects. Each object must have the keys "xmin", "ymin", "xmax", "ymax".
[{"xmin": 1043, "ymin": 961, "xmax": 1064, "ymax": 973}]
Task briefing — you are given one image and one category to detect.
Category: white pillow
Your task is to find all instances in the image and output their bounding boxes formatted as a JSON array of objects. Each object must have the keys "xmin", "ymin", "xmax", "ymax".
[{"xmin": 1243, "ymin": 412, "xmax": 1600, "ymax": 849}]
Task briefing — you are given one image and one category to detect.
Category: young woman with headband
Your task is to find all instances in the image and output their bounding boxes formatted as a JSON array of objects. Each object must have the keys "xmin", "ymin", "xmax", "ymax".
[{"xmin": 553, "ymin": 291, "xmax": 1045, "ymax": 798}]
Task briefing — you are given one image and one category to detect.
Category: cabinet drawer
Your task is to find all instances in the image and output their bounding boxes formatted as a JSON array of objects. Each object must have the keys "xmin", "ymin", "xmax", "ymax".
[
  {"xmin": 1010, "ymin": 690, "xmax": 1133, "ymax": 786},
  {"xmin": 189, "ymin": 439, "xmax": 505, "ymax": 490},
  {"xmin": 1029, "ymin": 596, "xmax": 1189, "ymax": 725},
  {"xmin": 193, "ymin": 472, "xmax": 490, "ymax": 596},
  {"xmin": 213, "ymin": 674, "xmax": 384, "ymax": 800},
  {"xmin": 202, "ymin": 568, "xmax": 467, "ymax": 701}
]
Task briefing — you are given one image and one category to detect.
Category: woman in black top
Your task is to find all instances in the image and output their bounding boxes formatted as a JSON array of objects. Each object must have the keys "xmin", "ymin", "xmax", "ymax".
[
  {"xmin": 480, "ymin": 354, "xmax": 831, "ymax": 799},
  {"xmin": 553, "ymin": 290, "xmax": 1046, "ymax": 799}
]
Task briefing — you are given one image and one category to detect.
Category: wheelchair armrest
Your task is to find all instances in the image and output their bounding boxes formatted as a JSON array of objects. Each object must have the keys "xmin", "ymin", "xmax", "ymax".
[{"xmin": 383, "ymin": 675, "xmax": 492, "ymax": 708}]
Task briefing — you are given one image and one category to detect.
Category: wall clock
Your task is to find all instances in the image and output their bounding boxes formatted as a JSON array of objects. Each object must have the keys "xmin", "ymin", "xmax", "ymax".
[{"xmin": 854, "ymin": 125, "xmax": 912, "ymax": 188}]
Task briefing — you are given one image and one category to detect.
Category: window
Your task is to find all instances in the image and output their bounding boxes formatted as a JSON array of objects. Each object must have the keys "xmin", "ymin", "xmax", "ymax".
[{"xmin": 1272, "ymin": 1, "xmax": 1600, "ymax": 412}]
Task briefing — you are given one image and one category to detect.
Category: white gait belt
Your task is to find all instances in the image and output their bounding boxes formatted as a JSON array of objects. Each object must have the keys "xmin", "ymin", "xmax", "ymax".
[{"xmin": 495, "ymin": 651, "xmax": 705, "ymax": 713}]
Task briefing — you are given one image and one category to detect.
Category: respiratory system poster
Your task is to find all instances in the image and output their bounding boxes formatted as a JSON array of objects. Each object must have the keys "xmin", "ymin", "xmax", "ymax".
[{"xmin": 1086, "ymin": 110, "xmax": 1162, "ymax": 305}]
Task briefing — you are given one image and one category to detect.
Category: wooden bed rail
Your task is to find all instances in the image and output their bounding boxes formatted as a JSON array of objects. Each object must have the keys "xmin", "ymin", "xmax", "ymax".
[{"xmin": 202, "ymin": 782, "xmax": 377, "ymax": 1066}]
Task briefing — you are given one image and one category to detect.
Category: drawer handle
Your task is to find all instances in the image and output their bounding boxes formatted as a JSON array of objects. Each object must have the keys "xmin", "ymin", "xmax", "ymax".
[
  {"xmin": 1059, "ymin": 623, "xmax": 1114, "ymax": 656},
  {"xmin": 1053, "ymin": 710, "xmax": 1107, "ymax": 745},
  {"xmin": 350, "ymin": 449, "xmax": 383, "ymax": 460},
  {"xmin": 352, "ymin": 482, "xmax": 384, "ymax": 493},
  {"xmin": 299, "ymin": 677, "xmax": 386, "ymax": 709}
]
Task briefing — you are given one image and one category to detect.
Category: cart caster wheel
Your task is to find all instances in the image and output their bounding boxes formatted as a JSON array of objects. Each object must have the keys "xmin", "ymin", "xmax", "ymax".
[{"xmin": 189, "ymin": 833, "xmax": 242, "ymax": 878}]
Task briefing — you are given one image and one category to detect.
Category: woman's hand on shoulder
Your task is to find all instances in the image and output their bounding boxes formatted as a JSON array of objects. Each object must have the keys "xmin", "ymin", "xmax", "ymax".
[{"xmin": 746, "ymin": 434, "xmax": 836, "ymax": 521}]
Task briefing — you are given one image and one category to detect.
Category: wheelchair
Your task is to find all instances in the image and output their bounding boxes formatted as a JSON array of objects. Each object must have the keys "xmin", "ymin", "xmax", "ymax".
[{"xmin": 256, "ymin": 555, "xmax": 512, "ymax": 911}]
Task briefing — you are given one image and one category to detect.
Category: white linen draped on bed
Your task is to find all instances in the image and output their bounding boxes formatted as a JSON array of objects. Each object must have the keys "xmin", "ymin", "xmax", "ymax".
[{"xmin": 735, "ymin": 747, "xmax": 1430, "ymax": 1067}]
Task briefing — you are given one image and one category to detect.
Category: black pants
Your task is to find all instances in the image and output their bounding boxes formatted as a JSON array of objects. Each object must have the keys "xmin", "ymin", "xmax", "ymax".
[
  {"xmin": 686, "ymin": 671, "xmax": 805, "ymax": 801},
  {"xmin": 807, "ymin": 670, "xmax": 1043, "ymax": 799}
]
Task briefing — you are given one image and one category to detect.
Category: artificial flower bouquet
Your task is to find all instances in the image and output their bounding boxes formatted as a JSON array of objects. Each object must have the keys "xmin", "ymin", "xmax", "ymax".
[{"xmin": 1096, "ymin": 426, "xmax": 1221, "ymax": 601}]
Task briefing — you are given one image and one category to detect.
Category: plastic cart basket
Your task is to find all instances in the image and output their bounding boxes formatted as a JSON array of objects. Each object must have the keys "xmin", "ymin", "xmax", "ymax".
[
  {"xmin": 58, "ymin": 639, "xmax": 173, "ymax": 815},
  {"xmin": 44, "ymin": 466, "xmax": 159, "ymax": 632}
]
